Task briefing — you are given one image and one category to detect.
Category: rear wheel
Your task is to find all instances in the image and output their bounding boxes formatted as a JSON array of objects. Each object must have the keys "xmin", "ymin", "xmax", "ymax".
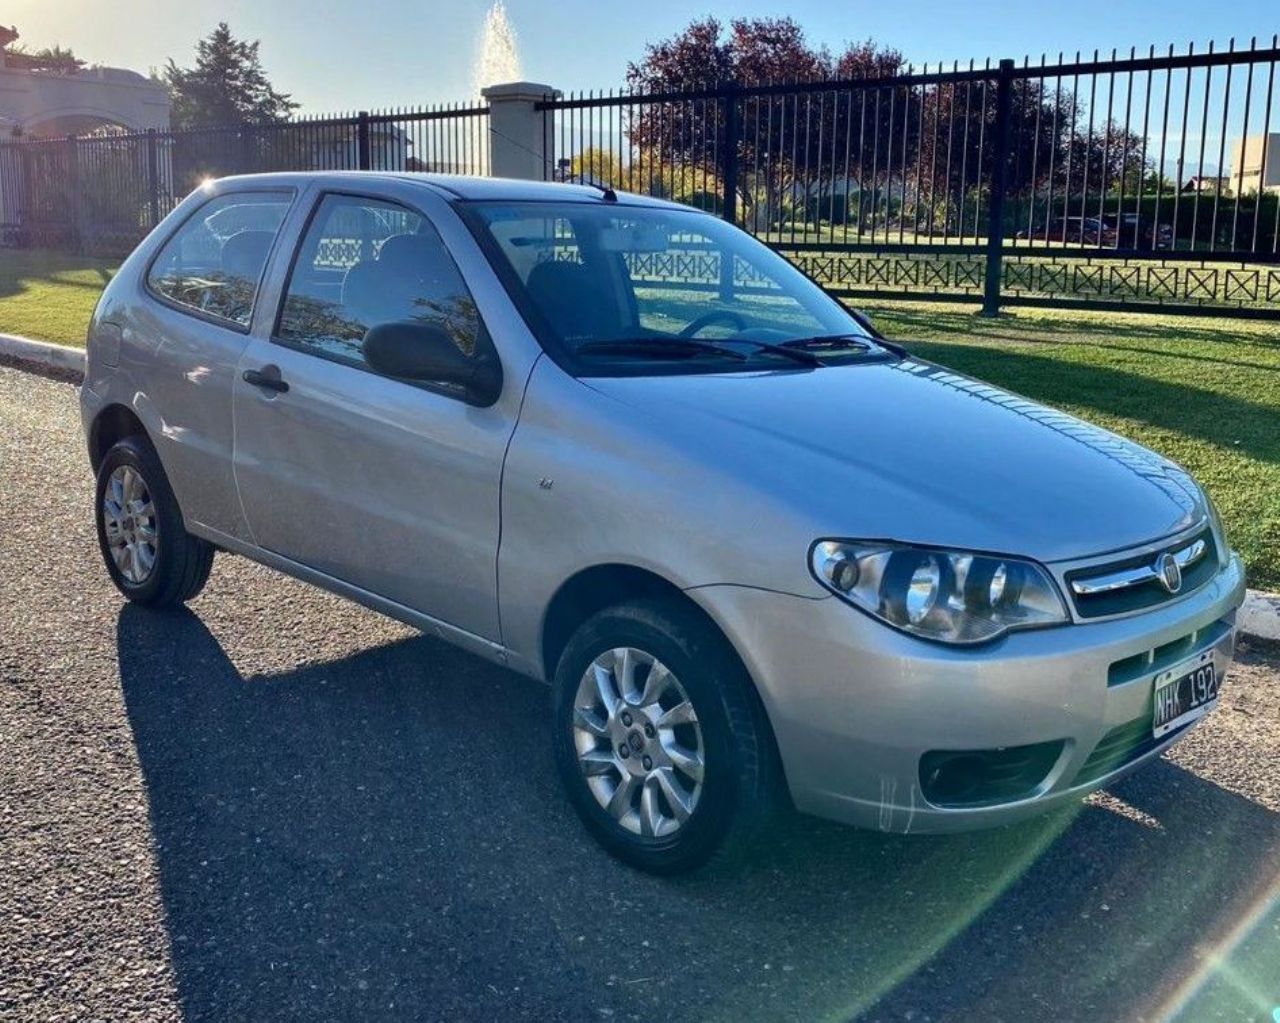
[
  {"xmin": 95, "ymin": 435, "xmax": 214, "ymax": 606},
  {"xmin": 552, "ymin": 598, "xmax": 780, "ymax": 874}
]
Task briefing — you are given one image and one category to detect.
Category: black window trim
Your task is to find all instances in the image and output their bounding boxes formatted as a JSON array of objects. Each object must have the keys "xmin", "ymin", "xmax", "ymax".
[
  {"xmin": 268, "ymin": 187, "xmax": 501, "ymax": 406},
  {"xmin": 143, "ymin": 186, "xmax": 298, "ymax": 334}
]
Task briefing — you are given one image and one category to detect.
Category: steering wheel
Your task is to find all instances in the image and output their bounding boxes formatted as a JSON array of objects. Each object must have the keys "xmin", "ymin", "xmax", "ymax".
[{"xmin": 679, "ymin": 310, "xmax": 747, "ymax": 338}]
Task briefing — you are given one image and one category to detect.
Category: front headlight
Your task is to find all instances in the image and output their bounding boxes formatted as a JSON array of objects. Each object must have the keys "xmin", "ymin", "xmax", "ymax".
[{"xmin": 810, "ymin": 541, "xmax": 1069, "ymax": 645}]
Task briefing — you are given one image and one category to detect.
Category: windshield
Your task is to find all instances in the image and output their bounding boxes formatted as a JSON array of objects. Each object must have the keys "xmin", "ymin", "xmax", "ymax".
[{"xmin": 466, "ymin": 201, "xmax": 880, "ymax": 372}]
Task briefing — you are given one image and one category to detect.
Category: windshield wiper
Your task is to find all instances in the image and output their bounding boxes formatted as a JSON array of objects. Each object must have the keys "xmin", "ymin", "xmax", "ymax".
[
  {"xmin": 577, "ymin": 336, "xmax": 824, "ymax": 367},
  {"xmin": 712, "ymin": 338, "xmax": 824, "ymax": 366},
  {"xmin": 576, "ymin": 338, "xmax": 749, "ymax": 361},
  {"xmin": 779, "ymin": 333, "xmax": 909, "ymax": 359},
  {"xmin": 779, "ymin": 333, "xmax": 875, "ymax": 352}
]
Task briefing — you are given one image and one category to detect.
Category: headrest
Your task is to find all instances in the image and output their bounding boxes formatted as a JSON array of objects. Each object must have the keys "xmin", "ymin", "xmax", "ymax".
[
  {"xmin": 220, "ymin": 230, "xmax": 275, "ymax": 281},
  {"xmin": 377, "ymin": 233, "xmax": 451, "ymax": 279}
]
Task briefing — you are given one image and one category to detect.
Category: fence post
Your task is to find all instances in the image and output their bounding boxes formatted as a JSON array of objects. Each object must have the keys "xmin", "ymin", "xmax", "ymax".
[
  {"xmin": 145, "ymin": 128, "xmax": 160, "ymax": 229},
  {"xmin": 982, "ymin": 59, "xmax": 1016, "ymax": 317},
  {"xmin": 720, "ymin": 81, "xmax": 741, "ymax": 225},
  {"xmin": 65, "ymin": 134, "xmax": 83, "ymax": 252},
  {"xmin": 357, "ymin": 111, "xmax": 371, "ymax": 171},
  {"xmin": 482, "ymin": 82, "xmax": 561, "ymax": 181}
]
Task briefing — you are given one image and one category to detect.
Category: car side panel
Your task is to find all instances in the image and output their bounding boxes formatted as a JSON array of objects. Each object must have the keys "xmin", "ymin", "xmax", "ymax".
[
  {"xmin": 83, "ymin": 189, "xmax": 250, "ymax": 538},
  {"xmin": 497, "ymin": 358, "xmax": 821, "ymax": 680},
  {"xmin": 120, "ymin": 300, "xmax": 258, "ymax": 538},
  {"xmin": 82, "ymin": 182, "xmax": 313, "ymax": 541}
]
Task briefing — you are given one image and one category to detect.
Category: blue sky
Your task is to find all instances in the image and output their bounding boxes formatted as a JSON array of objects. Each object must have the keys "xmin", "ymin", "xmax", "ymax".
[{"xmin": 16, "ymin": 0, "xmax": 1280, "ymax": 112}]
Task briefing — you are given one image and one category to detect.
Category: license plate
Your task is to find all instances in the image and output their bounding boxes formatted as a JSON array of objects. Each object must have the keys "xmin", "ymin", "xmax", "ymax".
[{"xmin": 1152, "ymin": 650, "xmax": 1219, "ymax": 738}]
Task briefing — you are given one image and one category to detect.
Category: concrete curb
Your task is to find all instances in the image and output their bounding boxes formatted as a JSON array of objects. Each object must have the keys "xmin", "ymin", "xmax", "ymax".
[
  {"xmin": 2, "ymin": 331, "xmax": 1280, "ymax": 642},
  {"xmin": 1240, "ymin": 590, "xmax": 1280, "ymax": 643},
  {"xmin": 0, "ymin": 333, "xmax": 86, "ymax": 381}
]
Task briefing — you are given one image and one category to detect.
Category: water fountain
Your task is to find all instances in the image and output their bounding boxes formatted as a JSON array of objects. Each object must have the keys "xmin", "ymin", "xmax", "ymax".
[
  {"xmin": 473, "ymin": 0, "xmax": 522, "ymax": 174},
  {"xmin": 472, "ymin": 1, "xmax": 558, "ymax": 180},
  {"xmin": 474, "ymin": 0, "xmax": 523, "ymax": 99}
]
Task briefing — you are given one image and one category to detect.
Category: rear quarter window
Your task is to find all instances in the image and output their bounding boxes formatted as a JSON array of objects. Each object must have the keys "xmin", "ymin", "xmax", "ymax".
[{"xmin": 146, "ymin": 191, "xmax": 293, "ymax": 327}]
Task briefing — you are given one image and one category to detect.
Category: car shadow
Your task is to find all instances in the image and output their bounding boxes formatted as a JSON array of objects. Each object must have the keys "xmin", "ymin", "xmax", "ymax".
[{"xmin": 117, "ymin": 605, "xmax": 1280, "ymax": 1023}]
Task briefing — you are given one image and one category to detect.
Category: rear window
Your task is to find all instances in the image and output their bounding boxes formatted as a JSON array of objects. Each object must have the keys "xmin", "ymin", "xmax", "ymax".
[{"xmin": 147, "ymin": 191, "xmax": 293, "ymax": 327}]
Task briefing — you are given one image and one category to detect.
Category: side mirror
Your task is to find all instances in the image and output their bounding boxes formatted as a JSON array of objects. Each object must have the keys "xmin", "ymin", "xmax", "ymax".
[{"xmin": 363, "ymin": 321, "xmax": 501, "ymax": 405}]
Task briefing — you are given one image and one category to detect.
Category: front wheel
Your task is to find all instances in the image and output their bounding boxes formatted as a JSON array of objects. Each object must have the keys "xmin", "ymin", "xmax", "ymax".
[
  {"xmin": 552, "ymin": 598, "xmax": 780, "ymax": 874},
  {"xmin": 94, "ymin": 435, "xmax": 214, "ymax": 606}
]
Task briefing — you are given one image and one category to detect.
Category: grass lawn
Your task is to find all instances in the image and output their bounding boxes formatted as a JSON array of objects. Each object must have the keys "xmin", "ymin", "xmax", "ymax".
[
  {"xmin": 0, "ymin": 248, "xmax": 116, "ymax": 346},
  {"xmin": 0, "ymin": 246, "xmax": 1275, "ymax": 588}
]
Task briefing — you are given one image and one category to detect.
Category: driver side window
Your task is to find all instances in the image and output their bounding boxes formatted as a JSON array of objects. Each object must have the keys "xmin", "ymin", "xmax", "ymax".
[{"xmin": 276, "ymin": 193, "xmax": 487, "ymax": 378}]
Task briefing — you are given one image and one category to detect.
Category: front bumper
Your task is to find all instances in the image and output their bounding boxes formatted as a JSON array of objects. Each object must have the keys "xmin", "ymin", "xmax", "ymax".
[{"xmin": 693, "ymin": 552, "xmax": 1245, "ymax": 834}]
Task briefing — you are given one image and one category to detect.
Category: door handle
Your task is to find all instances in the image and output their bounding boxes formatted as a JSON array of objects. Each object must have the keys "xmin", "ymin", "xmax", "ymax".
[{"xmin": 242, "ymin": 367, "xmax": 289, "ymax": 393}]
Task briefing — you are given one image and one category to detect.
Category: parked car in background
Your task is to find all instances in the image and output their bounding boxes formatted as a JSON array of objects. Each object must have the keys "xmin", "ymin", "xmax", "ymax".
[
  {"xmin": 1102, "ymin": 212, "xmax": 1174, "ymax": 250},
  {"xmin": 1017, "ymin": 212, "xmax": 1173, "ymax": 249},
  {"xmin": 1016, "ymin": 216, "xmax": 1114, "ymax": 246},
  {"xmin": 82, "ymin": 173, "xmax": 1244, "ymax": 873}
]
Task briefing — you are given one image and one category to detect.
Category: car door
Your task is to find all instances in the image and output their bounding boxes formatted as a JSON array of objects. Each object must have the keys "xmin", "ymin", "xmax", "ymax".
[{"xmin": 231, "ymin": 187, "xmax": 518, "ymax": 641}]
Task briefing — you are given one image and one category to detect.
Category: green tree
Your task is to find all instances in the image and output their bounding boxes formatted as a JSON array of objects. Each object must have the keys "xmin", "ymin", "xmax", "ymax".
[
  {"xmin": 568, "ymin": 148, "xmax": 625, "ymax": 187},
  {"xmin": 164, "ymin": 23, "xmax": 297, "ymax": 128},
  {"xmin": 3, "ymin": 42, "xmax": 85, "ymax": 75},
  {"xmin": 624, "ymin": 17, "xmax": 906, "ymax": 224}
]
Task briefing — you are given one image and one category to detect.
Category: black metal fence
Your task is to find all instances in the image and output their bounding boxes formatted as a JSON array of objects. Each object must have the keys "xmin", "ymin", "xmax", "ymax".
[
  {"xmin": 540, "ymin": 37, "xmax": 1280, "ymax": 317},
  {"xmin": 0, "ymin": 104, "xmax": 489, "ymax": 255},
  {"xmin": 3, "ymin": 37, "xmax": 1279, "ymax": 317}
]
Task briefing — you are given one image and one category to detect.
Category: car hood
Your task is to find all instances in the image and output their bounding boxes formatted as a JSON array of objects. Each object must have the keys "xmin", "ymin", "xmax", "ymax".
[{"xmin": 585, "ymin": 356, "xmax": 1204, "ymax": 563}]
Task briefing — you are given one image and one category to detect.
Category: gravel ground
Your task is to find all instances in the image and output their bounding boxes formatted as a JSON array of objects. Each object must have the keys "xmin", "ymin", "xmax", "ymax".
[{"xmin": 1, "ymin": 363, "xmax": 1278, "ymax": 1023}]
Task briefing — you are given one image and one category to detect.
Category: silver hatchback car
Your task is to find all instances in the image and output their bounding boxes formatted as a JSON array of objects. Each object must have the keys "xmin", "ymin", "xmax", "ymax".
[{"xmin": 82, "ymin": 172, "xmax": 1245, "ymax": 873}]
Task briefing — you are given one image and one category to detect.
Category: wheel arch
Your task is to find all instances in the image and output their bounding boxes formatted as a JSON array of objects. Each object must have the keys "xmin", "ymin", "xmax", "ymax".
[
  {"xmin": 540, "ymin": 564, "xmax": 691, "ymax": 683},
  {"xmin": 538, "ymin": 564, "xmax": 782, "ymax": 750},
  {"xmin": 88, "ymin": 403, "xmax": 150, "ymax": 473}
]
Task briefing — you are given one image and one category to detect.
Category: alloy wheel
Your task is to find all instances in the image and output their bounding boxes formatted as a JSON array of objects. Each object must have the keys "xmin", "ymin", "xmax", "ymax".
[
  {"xmin": 102, "ymin": 464, "xmax": 158, "ymax": 585},
  {"xmin": 572, "ymin": 646, "xmax": 705, "ymax": 837}
]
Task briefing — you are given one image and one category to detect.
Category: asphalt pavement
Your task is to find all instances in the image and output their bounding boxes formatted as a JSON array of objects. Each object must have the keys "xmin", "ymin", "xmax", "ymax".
[{"xmin": 1, "ymin": 364, "xmax": 1278, "ymax": 1023}]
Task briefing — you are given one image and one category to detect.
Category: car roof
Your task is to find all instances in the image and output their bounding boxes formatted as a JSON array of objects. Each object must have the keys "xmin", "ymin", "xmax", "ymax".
[{"xmin": 205, "ymin": 170, "xmax": 697, "ymax": 211}]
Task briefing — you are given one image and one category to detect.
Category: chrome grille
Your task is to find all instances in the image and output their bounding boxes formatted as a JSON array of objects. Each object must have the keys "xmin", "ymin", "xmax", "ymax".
[{"xmin": 1065, "ymin": 528, "xmax": 1217, "ymax": 620}]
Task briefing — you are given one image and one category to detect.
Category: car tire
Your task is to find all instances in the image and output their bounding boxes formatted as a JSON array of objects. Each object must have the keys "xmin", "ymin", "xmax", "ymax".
[
  {"xmin": 94, "ymin": 434, "xmax": 214, "ymax": 606},
  {"xmin": 552, "ymin": 597, "xmax": 781, "ymax": 874}
]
